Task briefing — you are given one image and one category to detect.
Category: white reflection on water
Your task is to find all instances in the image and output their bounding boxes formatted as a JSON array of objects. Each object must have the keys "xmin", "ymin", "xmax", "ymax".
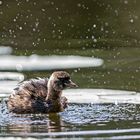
[
  {"xmin": 63, "ymin": 89, "xmax": 140, "ymax": 104},
  {"xmin": 0, "ymin": 72, "xmax": 24, "ymax": 81},
  {"xmin": 0, "ymin": 46, "xmax": 13, "ymax": 55},
  {"xmin": 0, "ymin": 81, "xmax": 18, "ymax": 95},
  {"xmin": 0, "ymin": 85, "xmax": 140, "ymax": 104},
  {"xmin": 0, "ymin": 72, "xmax": 24, "ymax": 95},
  {"xmin": 0, "ymin": 55, "xmax": 103, "ymax": 71}
]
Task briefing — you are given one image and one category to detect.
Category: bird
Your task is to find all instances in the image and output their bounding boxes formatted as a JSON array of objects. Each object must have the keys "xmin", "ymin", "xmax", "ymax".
[{"xmin": 7, "ymin": 71, "xmax": 78, "ymax": 114}]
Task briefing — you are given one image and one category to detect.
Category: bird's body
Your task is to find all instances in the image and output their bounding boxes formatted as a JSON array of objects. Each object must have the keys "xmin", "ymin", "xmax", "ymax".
[{"xmin": 7, "ymin": 71, "xmax": 77, "ymax": 114}]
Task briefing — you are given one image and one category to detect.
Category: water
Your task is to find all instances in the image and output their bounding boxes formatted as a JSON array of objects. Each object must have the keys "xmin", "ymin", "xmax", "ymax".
[
  {"xmin": 0, "ymin": 101, "xmax": 140, "ymax": 139},
  {"xmin": 63, "ymin": 89, "xmax": 140, "ymax": 104},
  {"xmin": 0, "ymin": 0, "xmax": 140, "ymax": 139},
  {"xmin": 0, "ymin": 46, "xmax": 12, "ymax": 55},
  {"xmin": 0, "ymin": 72, "xmax": 24, "ymax": 81}
]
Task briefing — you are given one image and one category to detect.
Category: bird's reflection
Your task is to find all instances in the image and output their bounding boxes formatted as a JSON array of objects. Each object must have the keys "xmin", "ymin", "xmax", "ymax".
[
  {"xmin": 47, "ymin": 113, "xmax": 63, "ymax": 132},
  {"xmin": 5, "ymin": 113, "xmax": 66, "ymax": 134}
]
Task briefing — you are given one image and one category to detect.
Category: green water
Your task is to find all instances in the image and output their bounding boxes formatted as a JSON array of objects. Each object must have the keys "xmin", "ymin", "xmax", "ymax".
[{"xmin": 0, "ymin": 0, "xmax": 140, "ymax": 139}]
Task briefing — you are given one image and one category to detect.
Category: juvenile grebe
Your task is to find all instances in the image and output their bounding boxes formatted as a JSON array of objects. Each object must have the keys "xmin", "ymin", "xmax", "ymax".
[{"xmin": 7, "ymin": 71, "xmax": 77, "ymax": 114}]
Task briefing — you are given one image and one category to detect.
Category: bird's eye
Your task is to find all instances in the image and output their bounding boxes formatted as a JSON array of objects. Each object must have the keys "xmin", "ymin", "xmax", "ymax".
[
  {"xmin": 65, "ymin": 79, "xmax": 70, "ymax": 83},
  {"xmin": 58, "ymin": 77, "xmax": 70, "ymax": 83},
  {"xmin": 58, "ymin": 77, "xmax": 63, "ymax": 80}
]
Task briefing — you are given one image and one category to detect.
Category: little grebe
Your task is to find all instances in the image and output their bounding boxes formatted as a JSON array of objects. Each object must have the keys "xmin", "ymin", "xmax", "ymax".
[{"xmin": 7, "ymin": 71, "xmax": 77, "ymax": 114}]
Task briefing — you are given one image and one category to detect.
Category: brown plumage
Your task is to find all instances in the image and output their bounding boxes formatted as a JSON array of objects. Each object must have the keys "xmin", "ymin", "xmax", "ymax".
[{"xmin": 7, "ymin": 71, "xmax": 77, "ymax": 114}]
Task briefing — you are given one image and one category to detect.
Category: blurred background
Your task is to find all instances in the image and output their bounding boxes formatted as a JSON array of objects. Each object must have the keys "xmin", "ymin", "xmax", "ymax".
[
  {"xmin": 0, "ymin": 0, "xmax": 140, "ymax": 139},
  {"xmin": 0, "ymin": 0, "xmax": 140, "ymax": 91}
]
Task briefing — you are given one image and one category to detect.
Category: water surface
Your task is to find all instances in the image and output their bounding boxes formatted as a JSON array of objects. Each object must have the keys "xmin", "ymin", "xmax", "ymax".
[
  {"xmin": 0, "ymin": 46, "xmax": 12, "ymax": 55},
  {"xmin": 0, "ymin": 101, "xmax": 140, "ymax": 139}
]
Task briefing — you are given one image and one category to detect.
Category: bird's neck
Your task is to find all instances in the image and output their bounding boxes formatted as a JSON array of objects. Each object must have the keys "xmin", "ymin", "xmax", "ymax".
[{"xmin": 46, "ymin": 86, "xmax": 62, "ymax": 101}]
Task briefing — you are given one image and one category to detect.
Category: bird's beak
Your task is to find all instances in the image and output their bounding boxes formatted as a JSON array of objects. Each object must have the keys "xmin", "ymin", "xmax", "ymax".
[{"xmin": 66, "ymin": 80, "xmax": 78, "ymax": 88}]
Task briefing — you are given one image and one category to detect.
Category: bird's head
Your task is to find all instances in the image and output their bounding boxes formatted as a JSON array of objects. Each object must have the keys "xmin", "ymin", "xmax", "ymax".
[{"xmin": 47, "ymin": 71, "xmax": 78, "ymax": 92}]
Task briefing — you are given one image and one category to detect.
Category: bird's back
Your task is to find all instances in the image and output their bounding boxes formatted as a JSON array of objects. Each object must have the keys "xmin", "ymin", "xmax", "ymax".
[
  {"xmin": 18, "ymin": 78, "xmax": 48, "ymax": 98},
  {"xmin": 7, "ymin": 78, "xmax": 49, "ymax": 113}
]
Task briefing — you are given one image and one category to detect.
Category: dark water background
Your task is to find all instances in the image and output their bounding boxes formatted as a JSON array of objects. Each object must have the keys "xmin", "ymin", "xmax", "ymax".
[
  {"xmin": 0, "ymin": 0, "xmax": 140, "ymax": 139},
  {"xmin": 0, "ymin": 0, "xmax": 140, "ymax": 91}
]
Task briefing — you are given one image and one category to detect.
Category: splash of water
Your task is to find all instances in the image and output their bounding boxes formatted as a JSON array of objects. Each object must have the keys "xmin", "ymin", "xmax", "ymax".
[{"xmin": 0, "ymin": 100, "xmax": 140, "ymax": 126}]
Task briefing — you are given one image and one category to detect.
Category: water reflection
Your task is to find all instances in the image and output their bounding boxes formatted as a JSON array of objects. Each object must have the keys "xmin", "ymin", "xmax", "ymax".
[
  {"xmin": 0, "ymin": 46, "xmax": 13, "ymax": 55},
  {"xmin": 0, "ymin": 101, "xmax": 65, "ymax": 133},
  {"xmin": 0, "ymin": 72, "xmax": 24, "ymax": 96},
  {"xmin": 0, "ymin": 72, "xmax": 24, "ymax": 81},
  {"xmin": 7, "ymin": 114, "xmax": 64, "ymax": 133},
  {"xmin": 0, "ymin": 81, "xmax": 17, "ymax": 95},
  {"xmin": 63, "ymin": 89, "xmax": 140, "ymax": 104},
  {"xmin": 0, "ymin": 113, "xmax": 66, "ymax": 134},
  {"xmin": 0, "ymin": 55, "xmax": 103, "ymax": 71}
]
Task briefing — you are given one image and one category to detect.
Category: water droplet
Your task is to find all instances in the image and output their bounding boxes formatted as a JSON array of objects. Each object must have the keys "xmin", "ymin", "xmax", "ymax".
[
  {"xmin": 101, "ymin": 27, "xmax": 104, "ymax": 31},
  {"xmin": 33, "ymin": 28, "xmax": 36, "ymax": 32},
  {"xmin": 93, "ymin": 24, "xmax": 96, "ymax": 28},
  {"xmin": 93, "ymin": 39, "xmax": 97, "ymax": 43},
  {"xmin": 13, "ymin": 18, "xmax": 16, "ymax": 22},
  {"xmin": 91, "ymin": 35, "xmax": 95, "ymax": 39},
  {"xmin": 16, "ymin": 64, "xmax": 23, "ymax": 72},
  {"xmin": 124, "ymin": 0, "xmax": 128, "ymax": 4},
  {"xmin": 105, "ymin": 22, "xmax": 109, "ymax": 26},
  {"xmin": 130, "ymin": 19, "xmax": 134, "ymax": 23},
  {"xmin": 87, "ymin": 28, "xmax": 90, "ymax": 32},
  {"xmin": 77, "ymin": 3, "xmax": 81, "ymax": 7},
  {"xmin": 41, "ymin": 8, "xmax": 46, "ymax": 12},
  {"xmin": 68, "ymin": 42, "xmax": 71, "ymax": 46},
  {"xmin": 0, "ymin": 1, "xmax": 3, "ymax": 5},
  {"xmin": 19, "ymin": 27, "xmax": 22, "ymax": 30},
  {"xmin": 114, "ymin": 100, "xmax": 118, "ymax": 105}
]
